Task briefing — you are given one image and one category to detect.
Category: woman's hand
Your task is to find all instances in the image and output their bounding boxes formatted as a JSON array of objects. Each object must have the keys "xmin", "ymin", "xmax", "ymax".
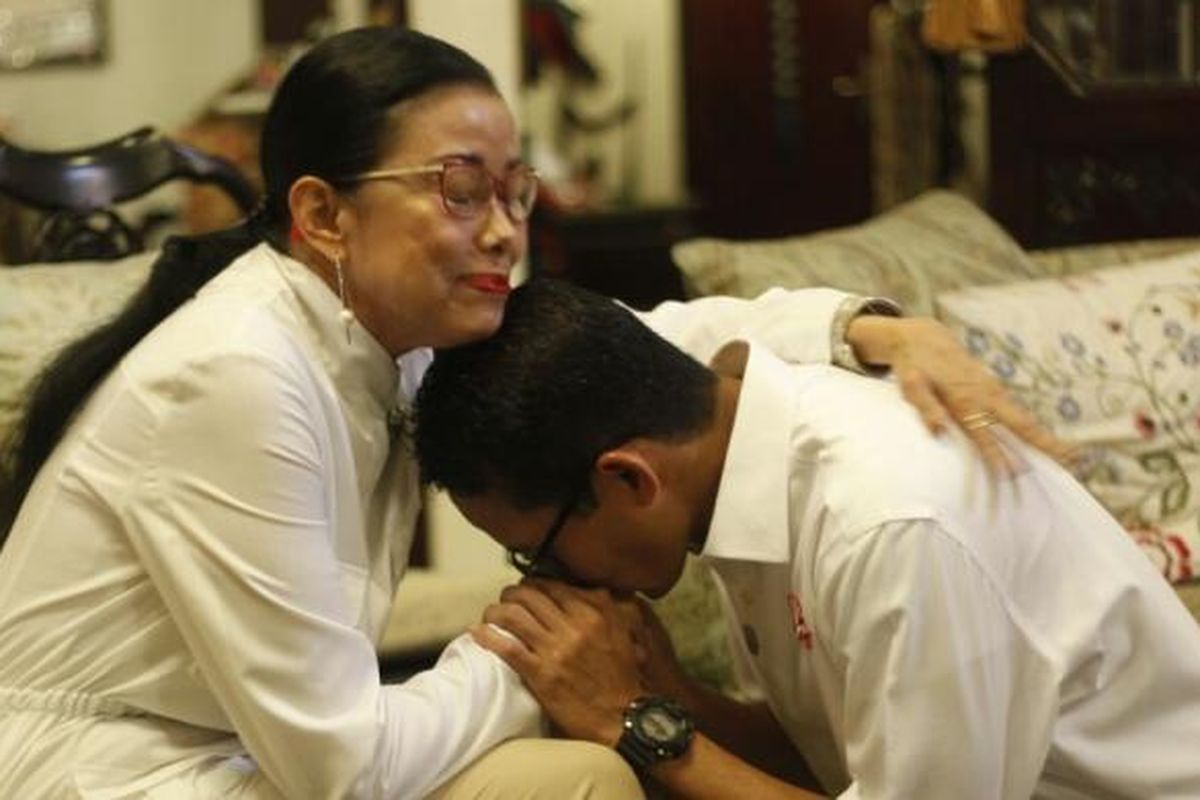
[
  {"xmin": 846, "ymin": 315, "xmax": 1076, "ymax": 474},
  {"xmin": 471, "ymin": 579, "xmax": 646, "ymax": 747}
]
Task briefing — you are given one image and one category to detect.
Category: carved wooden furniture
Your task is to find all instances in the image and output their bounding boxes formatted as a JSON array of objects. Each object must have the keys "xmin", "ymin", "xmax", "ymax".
[
  {"xmin": 987, "ymin": 3, "xmax": 1200, "ymax": 249},
  {"xmin": 0, "ymin": 127, "xmax": 258, "ymax": 262}
]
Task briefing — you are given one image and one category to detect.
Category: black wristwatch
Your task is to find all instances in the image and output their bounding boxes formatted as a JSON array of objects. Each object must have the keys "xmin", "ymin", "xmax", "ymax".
[{"xmin": 614, "ymin": 695, "xmax": 695, "ymax": 771}]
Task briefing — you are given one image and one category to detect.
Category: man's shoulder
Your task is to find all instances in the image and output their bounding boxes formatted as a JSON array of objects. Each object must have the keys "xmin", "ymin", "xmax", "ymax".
[{"xmin": 789, "ymin": 365, "xmax": 975, "ymax": 520}]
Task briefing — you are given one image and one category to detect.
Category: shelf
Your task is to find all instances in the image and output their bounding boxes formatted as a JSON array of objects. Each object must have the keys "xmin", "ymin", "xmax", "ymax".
[{"xmin": 1029, "ymin": 0, "xmax": 1200, "ymax": 95}]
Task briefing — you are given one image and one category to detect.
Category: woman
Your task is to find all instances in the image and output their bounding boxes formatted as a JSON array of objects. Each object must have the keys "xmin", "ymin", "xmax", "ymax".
[{"xmin": 0, "ymin": 27, "xmax": 1063, "ymax": 799}]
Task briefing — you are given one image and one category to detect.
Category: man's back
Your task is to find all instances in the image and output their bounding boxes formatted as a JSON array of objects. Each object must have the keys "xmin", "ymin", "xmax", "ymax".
[{"xmin": 711, "ymin": 353, "xmax": 1200, "ymax": 799}]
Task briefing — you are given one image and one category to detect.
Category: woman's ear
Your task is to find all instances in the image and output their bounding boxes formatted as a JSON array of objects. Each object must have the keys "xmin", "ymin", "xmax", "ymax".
[
  {"xmin": 288, "ymin": 175, "xmax": 346, "ymax": 257},
  {"xmin": 595, "ymin": 446, "xmax": 662, "ymax": 508}
]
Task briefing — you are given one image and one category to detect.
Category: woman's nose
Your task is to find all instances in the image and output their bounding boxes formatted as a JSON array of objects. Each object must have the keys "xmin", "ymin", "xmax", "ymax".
[{"xmin": 478, "ymin": 193, "xmax": 521, "ymax": 254}]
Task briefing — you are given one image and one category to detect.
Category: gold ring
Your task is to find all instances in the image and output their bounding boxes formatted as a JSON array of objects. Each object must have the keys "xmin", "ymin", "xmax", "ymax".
[{"xmin": 960, "ymin": 410, "xmax": 999, "ymax": 431}]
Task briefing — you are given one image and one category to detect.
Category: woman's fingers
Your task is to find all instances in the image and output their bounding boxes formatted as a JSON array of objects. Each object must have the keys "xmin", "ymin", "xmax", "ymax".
[
  {"xmin": 501, "ymin": 582, "xmax": 573, "ymax": 629},
  {"xmin": 481, "ymin": 597, "xmax": 554, "ymax": 650},
  {"xmin": 934, "ymin": 372, "xmax": 1076, "ymax": 474},
  {"xmin": 990, "ymin": 396, "xmax": 1079, "ymax": 465},
  {"xmin": 475, "ymin": 584, "xmax": 646, "ymax": 744},
  {"xmin": 488, "ymin": 581, "xmax": 633, "ymax": 658},
  {"xmin": 886, "ymin": 318, "xmax": 1079, "ymax": 474},
  {"xmin": 894, "ymin": 366, "xmax": 952, "ymax": 435},
  {"xmin": 470, "ymin": 622, "xmax": 536, "ymax": 673},
  {"xmin": 526, "ymin": 578, "xmax": 616, "ymax": 618}
]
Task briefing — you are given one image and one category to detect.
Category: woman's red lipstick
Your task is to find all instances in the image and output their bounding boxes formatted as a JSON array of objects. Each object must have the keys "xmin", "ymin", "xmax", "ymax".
[{"xmin": 465, "ymin": 273, "xmax": 511, "ymax": 295}]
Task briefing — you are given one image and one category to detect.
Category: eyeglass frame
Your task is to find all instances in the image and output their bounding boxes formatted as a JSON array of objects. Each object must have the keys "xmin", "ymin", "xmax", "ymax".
[
  {"xmin": 346, "ymin": 158, "xmax": 539, "ymax": 223},
  {"xmin": 507, "ymin": 489, "xmax": 583, "ymax": 582}
]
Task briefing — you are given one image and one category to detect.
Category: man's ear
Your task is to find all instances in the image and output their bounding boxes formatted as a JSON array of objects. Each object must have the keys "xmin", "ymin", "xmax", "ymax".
[
  {"xmin": 288, "ymin": 175, "xmax": 347, "ymax": 258},
  {"xmin": 594, "ymin": 445, "xmax": 662, "ymax": 508}
]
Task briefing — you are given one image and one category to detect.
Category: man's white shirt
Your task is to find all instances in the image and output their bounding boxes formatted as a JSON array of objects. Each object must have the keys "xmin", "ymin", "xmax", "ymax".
[{"xmin": 702, "ymin": 342, "xmax": 1200, "ymax": 799}]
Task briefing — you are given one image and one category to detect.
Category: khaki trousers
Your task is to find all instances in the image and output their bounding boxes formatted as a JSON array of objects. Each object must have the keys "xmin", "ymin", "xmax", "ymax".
[{"xmin": 429, "ymin": 738, "xmax": 645, "ymax": 800}]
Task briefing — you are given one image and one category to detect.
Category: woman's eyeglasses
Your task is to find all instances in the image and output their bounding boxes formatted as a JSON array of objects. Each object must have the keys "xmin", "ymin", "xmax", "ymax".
[{"xmin": 348, "ymin": 160, "xmax": 539, "ymax": 223}]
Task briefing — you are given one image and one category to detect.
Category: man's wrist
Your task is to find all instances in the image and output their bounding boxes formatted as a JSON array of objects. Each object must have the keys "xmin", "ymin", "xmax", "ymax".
[{"xmin": 614, "ymin": 695, "xmax": 696, "ymax": 772}]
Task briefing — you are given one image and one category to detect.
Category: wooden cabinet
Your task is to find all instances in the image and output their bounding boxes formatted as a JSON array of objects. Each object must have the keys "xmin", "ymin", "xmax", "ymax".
[
  {"xmin": 681, "ymin": 0, "xmax": 878, "ymax": 239},
  {"xmin": 528, "ymin": 203, "xmax": 695, "ymax": 310},
  {"xmin": 988, "ymin": 50, "xmax": 1200, "ymax": 249}
]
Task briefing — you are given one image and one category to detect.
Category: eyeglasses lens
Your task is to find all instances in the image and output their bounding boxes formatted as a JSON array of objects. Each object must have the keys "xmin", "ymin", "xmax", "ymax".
[
  {"xmin": 441, "ymin": 163, "xmax": 491, "ymax": 216},
  {"xmin": 504, "ymin": 168, "xmax": 537, "ymax": 221},
  {"xmin": 441, "ymin": 163, "xmax": 537, "ymax": 221}
]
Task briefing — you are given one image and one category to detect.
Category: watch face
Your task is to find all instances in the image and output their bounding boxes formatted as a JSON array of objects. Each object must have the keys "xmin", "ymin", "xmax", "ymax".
[
  {"xmin": 639, "ymin": 707, "xmax": 684, "ymax": 743},
  {"xmin": 620, "ymin": 696, "xmax": 695, "ymax": 768}
]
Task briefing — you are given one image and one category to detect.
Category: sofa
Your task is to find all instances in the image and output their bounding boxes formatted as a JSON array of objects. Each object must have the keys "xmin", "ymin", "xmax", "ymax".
[{"xmin": 2, "ymin": 190, "xmax": 1197, "ymax": 688}]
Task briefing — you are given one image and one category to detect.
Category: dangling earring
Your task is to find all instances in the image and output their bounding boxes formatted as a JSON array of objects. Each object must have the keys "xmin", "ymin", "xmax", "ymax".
[{"xmin": 334, "ymin": 254, "xmax": 354, "ymax": 344}]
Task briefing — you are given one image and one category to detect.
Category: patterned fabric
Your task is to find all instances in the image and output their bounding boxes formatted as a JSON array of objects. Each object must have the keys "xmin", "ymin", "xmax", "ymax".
[
  {"xmin": 0, "ymin": 254, "xmax": 153, "ymax": 446},
  {"xmin": 671, "ymin": 190, "xmax": 1041, "ymax": 316},
  {"xmin": 937, "ymin": 250, "xmax": 1200, "ymax": 585}
]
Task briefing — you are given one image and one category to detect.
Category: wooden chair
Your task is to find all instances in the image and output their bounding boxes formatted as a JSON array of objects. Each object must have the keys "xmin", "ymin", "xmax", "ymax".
[{"xmin": 0, "ymin": 127, "xmax": 258, "ymax": 263}]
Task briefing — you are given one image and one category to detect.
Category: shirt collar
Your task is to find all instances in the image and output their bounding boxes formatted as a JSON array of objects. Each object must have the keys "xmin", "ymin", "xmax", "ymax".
[
  {"xmin": 397, "ymin": 347, "xmax": 433, "ymax": 406},
  {"xmin": 700, "ymin": 340, "xmax": 794, "ymax": 564},
  {"xmin": 259, "ymin": 243, "xmax": 399, "ymax": 421}
]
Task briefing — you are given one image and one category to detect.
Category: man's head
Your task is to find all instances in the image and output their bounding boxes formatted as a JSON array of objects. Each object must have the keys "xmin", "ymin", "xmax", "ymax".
[{"xmin": 415, "ymin": 278, "xmax": 727, "ymax": 596}]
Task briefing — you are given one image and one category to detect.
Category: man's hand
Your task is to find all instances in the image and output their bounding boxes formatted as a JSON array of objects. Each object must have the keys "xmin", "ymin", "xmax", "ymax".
[
  {"xmin": 846, "ymin": 316, "xmax": 1077, "ymax": 474},
  {"xmin": 471, "ymin": 579, "xmax": 646, "ymax": 747},
  {"xmin": 627, "ymin": 597, "xmax": 698, "ymax": 705}
]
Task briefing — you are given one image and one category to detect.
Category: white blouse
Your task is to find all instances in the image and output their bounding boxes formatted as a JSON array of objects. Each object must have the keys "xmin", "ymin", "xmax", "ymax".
[{"xmin": 0, "ymin": 244, "xmax": 856, "ymax": 798}]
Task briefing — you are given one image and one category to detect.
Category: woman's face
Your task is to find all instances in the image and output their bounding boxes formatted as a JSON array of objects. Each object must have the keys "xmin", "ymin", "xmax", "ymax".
[{"xmin": 338, "ymin": 85, "xmax": 527, "ymax": 355}]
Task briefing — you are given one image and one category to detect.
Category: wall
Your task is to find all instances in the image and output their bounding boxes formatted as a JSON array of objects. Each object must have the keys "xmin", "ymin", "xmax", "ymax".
[
  {"xmin": 523, "ymin": 0, "xmax": 684, "ymax": 205},
  {"xmin": 0, "ymin": 0, "xmax": 259, "ymax": 148},
  {"xmin": 409, "ymin": 0, "xmax": 522, "ymax": 110}
]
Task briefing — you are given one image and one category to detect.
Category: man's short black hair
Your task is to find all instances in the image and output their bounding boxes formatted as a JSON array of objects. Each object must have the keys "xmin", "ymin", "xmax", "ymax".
[{"xmin": 415, "ymin": 279, "xmax": 717, "ymax": 509}]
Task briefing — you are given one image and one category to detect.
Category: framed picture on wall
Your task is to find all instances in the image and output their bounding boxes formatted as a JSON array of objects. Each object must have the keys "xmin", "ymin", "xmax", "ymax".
[{"xmin": 0, "ymin": 0, "xmax": 107, "ymax": 71}]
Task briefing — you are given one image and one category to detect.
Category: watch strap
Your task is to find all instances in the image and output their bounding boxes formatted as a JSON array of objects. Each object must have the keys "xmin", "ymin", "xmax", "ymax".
[{"xmin": 615, "ymin": 718, "xmax": 660, "ymax": 771}]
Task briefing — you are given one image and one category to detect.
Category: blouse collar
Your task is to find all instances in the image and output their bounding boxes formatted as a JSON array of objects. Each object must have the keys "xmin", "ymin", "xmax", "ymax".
[{"xmin": 258, "ymin": 243, "xmax": 399, "ymax": 423}]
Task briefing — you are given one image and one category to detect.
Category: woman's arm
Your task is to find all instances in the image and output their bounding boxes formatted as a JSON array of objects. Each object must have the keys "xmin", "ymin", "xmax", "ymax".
[
  {"xmin": 636, "ymin": 289, "xmax": 1073, "ymax": 473},
  {"xmin": 635, "ymin": 287, "xmax": 855, "ymax": 367},
  {"xmin": 122, "ymin": 350, "xmax": 539, "ymax": 799}
]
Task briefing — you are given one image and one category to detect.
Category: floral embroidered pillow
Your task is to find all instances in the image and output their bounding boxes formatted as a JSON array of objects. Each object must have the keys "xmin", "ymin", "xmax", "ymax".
[{"xmin": 936, "ymin": 250, "xmax": 1200, "ymax": 585}]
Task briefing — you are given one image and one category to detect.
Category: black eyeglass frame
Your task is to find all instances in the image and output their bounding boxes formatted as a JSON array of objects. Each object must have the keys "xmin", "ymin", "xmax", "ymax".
[{"xmin": 507, "ymin": 491, "xmax": 580, "ymax": 581}]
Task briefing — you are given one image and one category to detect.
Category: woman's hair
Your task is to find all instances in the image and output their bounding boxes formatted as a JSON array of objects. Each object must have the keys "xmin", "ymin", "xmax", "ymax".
[{"xmin": 0, "ymin": 27, "xmax": 497, "ymax": 538}]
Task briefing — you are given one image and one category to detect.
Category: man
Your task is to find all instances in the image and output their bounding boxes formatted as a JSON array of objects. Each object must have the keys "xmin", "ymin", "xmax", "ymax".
[{"xmin": 415, "ymin": 279, "xmax": 1200, "ymax": 799}]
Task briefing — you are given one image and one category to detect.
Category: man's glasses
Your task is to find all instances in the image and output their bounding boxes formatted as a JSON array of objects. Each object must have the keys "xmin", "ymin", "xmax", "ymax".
[
  {"xmin": 348, "ymin": 159, "xmax": 539, "ymax": 223},
  {"xmin": 507, "ymin": 492, "xmax": 579, "ymax": 581}
]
